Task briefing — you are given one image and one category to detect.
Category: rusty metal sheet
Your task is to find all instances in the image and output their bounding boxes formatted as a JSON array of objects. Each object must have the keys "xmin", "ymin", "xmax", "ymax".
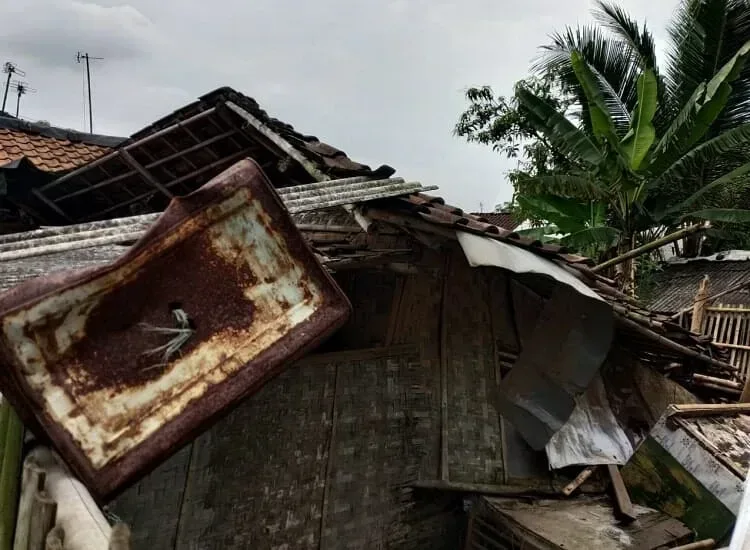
[{"xmin": 0, "ymin": 158, "xmax": 351, "ymax": 500}]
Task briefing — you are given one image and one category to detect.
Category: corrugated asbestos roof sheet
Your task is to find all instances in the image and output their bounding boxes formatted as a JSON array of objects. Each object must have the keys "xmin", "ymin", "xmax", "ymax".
[
  {"xmin": 0, "ymin": 116, "xmax": 124, "ymax": 173},
  {"xmin": 646, "ymin": 259, "xmax": 750, "ymax": 312},
  {"xmin": 471, "ymin": 212, "xmax": 518, "ymax": 231}
]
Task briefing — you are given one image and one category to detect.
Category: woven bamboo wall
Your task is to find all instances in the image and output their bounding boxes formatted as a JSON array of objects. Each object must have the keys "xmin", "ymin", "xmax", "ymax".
[{"xmin": 109, "ymin": 243, "xmax": 523, "ymax": 549}]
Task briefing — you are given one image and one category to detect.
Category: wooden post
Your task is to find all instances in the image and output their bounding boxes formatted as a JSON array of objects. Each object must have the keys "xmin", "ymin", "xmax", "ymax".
[
  {"xmin": 108, "ymin": 523, "xmax": 131, "ymax": 550},
  {"xmin": 691, "ymin": 276, "xmax": 710, "ymax": 334},
  {"xmin": 13, "ymin": 461, "xmax": 46, "ymax": 550},
  {"xmin": 44, "ymin": 527, "xmax": 64, "ymax": 550},
  {"xmin": 28, "ymin": 491, "xmax": 57, "ymax": 550}
]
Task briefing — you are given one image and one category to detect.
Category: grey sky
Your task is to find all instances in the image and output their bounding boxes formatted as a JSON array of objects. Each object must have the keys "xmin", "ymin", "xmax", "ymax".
[{"xmin": 4, "ymin": 0, "xmax": 677, "ymax": 211}]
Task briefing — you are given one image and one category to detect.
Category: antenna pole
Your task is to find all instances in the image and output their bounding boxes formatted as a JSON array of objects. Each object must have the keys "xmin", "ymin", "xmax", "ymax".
[
  {"xmin": 2, "ymin": 62, "xmax": 25, "ymax": 114},
  {"xmin": 15, "ymin": 89, "xmax": 20, "ymax": 117},
  {"xmin": 85, "ymin": 54, "xmax": 92, "ymax": 133},
  {"xmin": 2, "ymin": 72, "xmax": 10, "ymax": 113},
  {"xmin": 77, "ymin": 52, "xmax": 103, "ymax": 133}
]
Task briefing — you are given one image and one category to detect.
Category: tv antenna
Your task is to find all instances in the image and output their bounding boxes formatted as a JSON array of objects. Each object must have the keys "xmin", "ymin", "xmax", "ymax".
[
  {"xmin": 77, "ymin": 52, "xmax": 103, "ymax": 133},
  {"xmin": 9, "ymin": 80, "xmax": 36, "ymax": 118},
  {"xmin": 2, "ymin": 62, "xmax": 25, "ymax": 114}
]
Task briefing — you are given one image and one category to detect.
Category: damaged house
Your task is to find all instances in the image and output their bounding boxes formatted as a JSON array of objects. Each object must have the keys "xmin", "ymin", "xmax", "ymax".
[{"xmin": 0, "ymin": 88, "xmax": 745, "ymax": 549}]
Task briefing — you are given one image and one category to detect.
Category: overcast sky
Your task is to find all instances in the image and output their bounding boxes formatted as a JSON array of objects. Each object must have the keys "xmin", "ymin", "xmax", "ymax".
[{"xmin": 4, "ymin": 0, "xmax": 678, "ymax": 211}]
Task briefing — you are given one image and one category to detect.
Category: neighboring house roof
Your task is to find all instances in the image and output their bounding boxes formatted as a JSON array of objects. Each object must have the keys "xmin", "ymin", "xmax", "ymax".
[
  {"xmin": 471, "ymin": 211, "xmax": 518, "ymax": 231},
  {"xmin": 0, "ymin": 116, "xmax": 124, "ymax": 173},
  {"xmin": 646, "ymin": 251, "xmax": 750, "ymax": 313},
  {"xmin": 19, "ymin": 87, "xmax": 394, "ymax": 224}
]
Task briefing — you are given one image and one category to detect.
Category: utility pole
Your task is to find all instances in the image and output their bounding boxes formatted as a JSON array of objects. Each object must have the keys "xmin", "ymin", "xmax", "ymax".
[
  {"xmin": 9, "ymin": 81, "xmax": 36, "ymax": 117},
  {"xmin": 76, "ymin": 52, "xmax": 103, "ymax": 133},
  {"xmin": 2, "ymin": 62, "xmax": 25, "ymax": 114}
]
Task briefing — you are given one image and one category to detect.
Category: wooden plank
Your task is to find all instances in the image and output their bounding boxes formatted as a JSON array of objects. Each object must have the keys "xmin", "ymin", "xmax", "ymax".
[
  {"xmin": 561, "ymin": 466, "xmax": 596, "ymax": 496},
  {"xmin": 673, "ymin": 417, "xmax": 747, "ymax": 479},
  {"xmin": 119, "ymin": 150, "xmax": 174, "ymax": 199},
  {"xmin": 296, "ymin": 344, "xmax": 418, "ymax": 366},
  {"xmin": 408, "ymin": 479, "xmax": 603, "ymax": 496},
  {"xmin": 607, "ymin": 464, "xmax": 637, "ymax": 522},
  {"xmin": 669, "ymin": 403, "xmax": 750, "ymax": 418},
  {"xmin": 225, "ymin": 101, "xmax": 327, "ymax": 182}
]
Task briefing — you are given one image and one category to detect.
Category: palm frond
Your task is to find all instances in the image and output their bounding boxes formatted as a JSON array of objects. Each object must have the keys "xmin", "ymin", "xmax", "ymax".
[
  {"xmin": 653, "ymin": 122, "xmax": 750, "ymax": 187},
  {"xmin": 665, "ymin": 0, "xmax": 750, "ymax": 130},
  {"xmin": 534, "ymin": 25, "xmax": 639, "ymax": 132},
  {"xmin": 571, "ymin": 51, "xmax": 621, "ymax": 143},
  {"xmin": 655, "ymin": 160, "xmax": 750, "ymax": 220},
  {"xmin": 593, "ymin": 0, "xmax": 659, "ymax": 71},
  {"xmin": 516, "ymin": 87, "xmax": 603, "ymax": 167}
]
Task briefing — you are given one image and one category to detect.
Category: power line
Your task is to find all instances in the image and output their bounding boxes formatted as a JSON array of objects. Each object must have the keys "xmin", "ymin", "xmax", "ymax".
[
  {"xmin": 2, "ymin": 62, "xmax": 25, "ymax": 114},
  {"xmin": 76, "ymin": 52, "xmax": 103, "ymax": 133},
  {"xmin": 9, "ymin": 80, "xmax": 36, "ymax": 118}
]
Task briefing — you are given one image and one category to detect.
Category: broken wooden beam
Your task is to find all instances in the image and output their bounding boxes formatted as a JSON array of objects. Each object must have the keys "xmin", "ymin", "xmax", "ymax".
[
  {"xmin": 561, "ymin": 466, "xmax": 596, "ymax": 496},
  {"xmin": 607, "ymin": 464, "xmax": 637, "ymax": 523}
]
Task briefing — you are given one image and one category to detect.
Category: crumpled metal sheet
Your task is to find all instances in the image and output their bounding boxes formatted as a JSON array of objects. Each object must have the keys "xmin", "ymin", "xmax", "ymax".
[
  {"xmin": 0, "ymin": 158, "xmax": 351, "ymax": 499},
  {"xmin": 545, "ymin": 375, "xmax": 634, "ymax": 469},
  {"xmin": 456, "ymin": 232, "xmax": 614, "ymax": 451}
]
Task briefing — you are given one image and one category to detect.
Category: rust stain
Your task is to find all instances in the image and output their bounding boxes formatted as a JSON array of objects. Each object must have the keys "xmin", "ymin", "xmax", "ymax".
[{"xmin": 0, "ymin": 158, "xmax": 351, "ymax": 499}]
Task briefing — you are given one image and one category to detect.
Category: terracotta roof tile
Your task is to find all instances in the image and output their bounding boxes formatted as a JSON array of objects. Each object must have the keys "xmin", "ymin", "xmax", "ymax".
[
  {"xmin": 372, "ymin": 193, "xmax": 592, "ymax": 264},
  {"xmin": 0, "ymin": 125, "xmax": 115, "ymax": 173},
  {"xmin": 471, "ymin": 212, "xmax": 519, "ymax": 231}
]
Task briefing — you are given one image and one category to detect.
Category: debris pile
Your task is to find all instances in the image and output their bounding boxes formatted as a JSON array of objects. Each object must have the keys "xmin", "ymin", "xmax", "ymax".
[{"xmin": 0, "ymin": 87, "xmax": 748, "ymax": 549}]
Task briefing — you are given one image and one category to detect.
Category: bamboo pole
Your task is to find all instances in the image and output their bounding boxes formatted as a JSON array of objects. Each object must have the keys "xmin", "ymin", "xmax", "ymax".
[
  {"xmin": 592, "ymin": 224, "xmax": 704, "ymax": 273},
  {"xmin": 671, "ymin": 540, "xmax": 715, "ymax": 549},
  {"xmin": 13, "ymin": 460, "xmax": 46, "ymax": 550},
  {"xmin": 617, "ymin": 316, "xmax": 738, "ymax": 373},
  {"xmin": 693, "ymin": 374, "xmax": 743, "ymax": 390},
  {"xmin": 43, "ymin": 527, "xmax": 63, "ymax": 550},
  {"xmin": 0, "ymin": 398, "xmax": 23, "ymax": 550},
  {"xmin": 692, "ymin": 276, "xmax": 711, "ymax": 334}
]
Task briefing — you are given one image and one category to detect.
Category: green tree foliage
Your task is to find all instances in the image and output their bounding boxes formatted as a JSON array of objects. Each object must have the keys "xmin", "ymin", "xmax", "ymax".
[{"xmin": 456, "ymin": 0, "xmax": 750, "ymax": 258}]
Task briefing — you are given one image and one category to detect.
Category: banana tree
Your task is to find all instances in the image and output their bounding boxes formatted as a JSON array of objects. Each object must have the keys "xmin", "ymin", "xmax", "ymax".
[{"xmin": 516, "ymin": 41, "xmax": 750, "ymax": 291}]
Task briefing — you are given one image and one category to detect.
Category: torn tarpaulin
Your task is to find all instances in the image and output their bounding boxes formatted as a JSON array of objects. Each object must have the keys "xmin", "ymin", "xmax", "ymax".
[
  {"xmin": 456, "ymin": 232, "xmax": 614, "ymax": 450},
  {"xmin": 545, "ymin": 374, "xmax": 634, "ymax": 469}
]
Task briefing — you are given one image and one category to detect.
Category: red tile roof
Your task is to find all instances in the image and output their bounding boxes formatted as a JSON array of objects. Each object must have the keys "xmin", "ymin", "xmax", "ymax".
[
  {"xmin": 0, "ymin": 127, "xmax": 113, "ymax": 172},
  {"xmin": 368, "ymin": 193, "xmax": 591, "ymax": 265},
  {"xmin": 471, "ymin": 212, "xmax": 518, "ymax": 231}
]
